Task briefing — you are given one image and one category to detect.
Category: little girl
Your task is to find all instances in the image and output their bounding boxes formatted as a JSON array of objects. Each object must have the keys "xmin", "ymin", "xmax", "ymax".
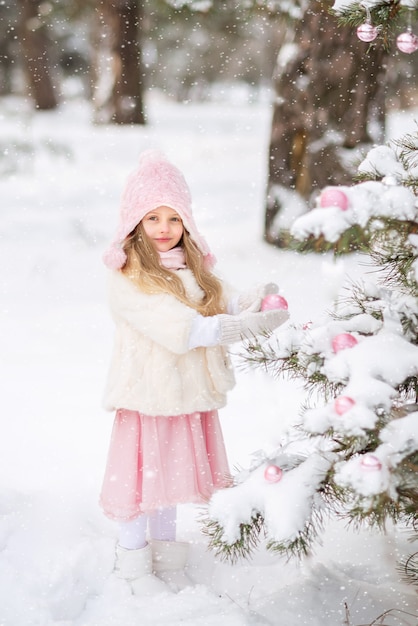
[{"xmin": 100, "ymin": 150, "xmax": 288, "ymax": 595}]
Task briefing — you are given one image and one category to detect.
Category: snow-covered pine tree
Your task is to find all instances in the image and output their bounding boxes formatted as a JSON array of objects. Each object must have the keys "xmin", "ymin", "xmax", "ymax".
[{"xmin": 204, "ymin": 132, "xmax": 418, "ymax": 587}]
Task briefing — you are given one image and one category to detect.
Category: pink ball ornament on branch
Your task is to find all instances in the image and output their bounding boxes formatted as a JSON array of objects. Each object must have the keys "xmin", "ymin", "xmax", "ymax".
[
  {"xmin": 334, "ymin": 396, "xmax": 355, "ymax": 415},
  {"xmin": 332, "ymin": 333, "xmax": 358, "ymax": 353},
  {"xmin": 396, "ymin": 31, "xmax": 418, "ymax": 54},
  {"xmin": 261, "ymin": 294, "xmax": 288, "ymax": 311},
  {"xmin": 264, "ymin": 464, "xmax": 283, "ymax": 483},
  {"xmin": 319, "ymin": 187, "xmax": 349, "ymax": 211},
  {"xmin": 360, "ymin": 454, "xmax": 382, "ymax": 471},
  {"xmin": 357, "ymin": 22, "xmax": 378, "ymax": 42}
]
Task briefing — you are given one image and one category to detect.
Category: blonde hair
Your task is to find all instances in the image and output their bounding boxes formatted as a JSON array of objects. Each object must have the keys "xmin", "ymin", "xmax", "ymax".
[{"xmin": 121, "ymin": 223, "xmax": 225, "ymax": 316}]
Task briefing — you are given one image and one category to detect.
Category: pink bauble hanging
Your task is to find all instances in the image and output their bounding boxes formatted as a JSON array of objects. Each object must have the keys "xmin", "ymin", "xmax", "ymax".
[
  {"xmin": 360, "ymin": 454, "xmax": 382, "ymax": 471},
  {"xmin": 357, "ymin": 22, "xmax": 378, "ymax": 42},
  {"xmin": 261, "ymin": 294, "xmax": 289, "ymax": 311},
  {"xmin": 319, "ymin": 188, "xmax": 349, "ymax": 211},
  {"xmin": 264, "ymin": 464, "xmax": 283, "ymax": 483},
  {"xmin": 332, "ymin": 333, "xmax": 358, "ymax": 353},
  {"xmin": 396, "ymin": 31, "xmax": 418, "ymax": 54},
  {"xmin": 334, "ymin": 396, "xmax": 355, "ymax": 415}
]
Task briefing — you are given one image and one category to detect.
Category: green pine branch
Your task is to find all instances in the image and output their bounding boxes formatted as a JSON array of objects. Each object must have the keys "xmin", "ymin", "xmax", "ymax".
[
  {"xmin": 332, "ymin": 1, "xmax": 405, "ymax": 50},
  {"xmin": 297, "ymin": 225, "xmax": 371, "ymax": 255},
  {"xmin": 266, "ymin": 496, "xmax": 330, "ymax": 559},
  {"xmin": 398, "ymin": 538, "xmax": 418, "ymax": 587},
  {"xmin": 202, "ymin": 512, "xmax": 265, "ymax": 563},
  {"xmin": 369, "ymin": 223, "xmax": 418, "ymax": 298},
  {"xmin": 242, "ymin": 335, "xmax": 345, "ymax": 401},
  {"xmin": 394, "ymin": 130, "xmax": 418, "ymax": 173},
  {"xmin": 331, "ymin": 280, "xmax": 384, "ymax": 323}
]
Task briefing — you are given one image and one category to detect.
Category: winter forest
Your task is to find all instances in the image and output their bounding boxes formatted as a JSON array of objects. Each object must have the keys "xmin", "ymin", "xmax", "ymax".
[{"xmin": 1, "ymin": 1, "xmax": 418, "ymax": 625}]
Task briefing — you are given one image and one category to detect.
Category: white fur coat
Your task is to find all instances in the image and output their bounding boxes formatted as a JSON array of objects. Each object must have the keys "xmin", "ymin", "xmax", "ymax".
[{"xmin": 103, "ymin": 269, "xmax": 236, "ymax": 416}]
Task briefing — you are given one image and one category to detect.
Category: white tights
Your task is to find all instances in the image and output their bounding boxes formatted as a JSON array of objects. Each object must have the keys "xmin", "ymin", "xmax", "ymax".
[{"xmin": 118, "ymin": 506, "xmax": 177, "ymax": 550}]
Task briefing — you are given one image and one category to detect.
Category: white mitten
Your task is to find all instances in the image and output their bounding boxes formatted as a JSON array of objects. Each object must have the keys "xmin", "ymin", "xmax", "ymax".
[
  {"xmin": 217, "ymin": 308, "xmax": 289, "ymax": 345},
  {"xmin": 236, "ymin": 282, "xmax": 279, "ymax": 313}
]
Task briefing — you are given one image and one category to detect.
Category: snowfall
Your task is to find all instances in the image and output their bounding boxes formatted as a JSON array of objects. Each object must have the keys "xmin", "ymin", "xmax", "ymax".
[{"xmin": 1, "ymin": 88, "xmax": 418, "ymax": 626}]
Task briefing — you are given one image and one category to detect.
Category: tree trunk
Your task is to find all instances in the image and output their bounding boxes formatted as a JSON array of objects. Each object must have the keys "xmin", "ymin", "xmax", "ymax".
[
  {"xmin": 17, "ymin": 0, "xmax": 58, "ymax": 110},
  {"xmin": 265, "ymin": 0, "xmax": 387, "ymax": 246},
  {"xmin": 93, "ymin": 0, "xmax": 146, "ymax": 125}
]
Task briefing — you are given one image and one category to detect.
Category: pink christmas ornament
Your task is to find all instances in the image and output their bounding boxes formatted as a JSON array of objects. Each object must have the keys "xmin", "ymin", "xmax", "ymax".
[
  {"xmin": 334, "ymin": 396, "xmax": 355, "ymax": 415},
  {"xmin": 332, "ymin": 333, "xmax": 358, "ymax": 353},
  {"xmin": 357, "ymin": 22, "xmax": 378, "ymax": 42},
  {"xmin": 261, "ymin": 294, "xmax": 289, "ymax": 311},
  {"xmin": 396, "ymin": 31, "xmax": 418, "ymax": 54},
  {"xmin": 319, "ymin": 188, "xmax": 349, "ymax": 211},
  {"xmin": 360, "ymin": 454, "xmax": 382, "ymax": 471},
  {"xmin": 264, "ymin": 464, "xmax": 283, "ymax": 483}
]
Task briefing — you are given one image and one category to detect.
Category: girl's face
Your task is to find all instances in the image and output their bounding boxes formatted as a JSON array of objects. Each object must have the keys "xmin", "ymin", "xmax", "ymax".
[{"xmin": 141, "ymin": 205, "xmax": 184, "ymax": 253}]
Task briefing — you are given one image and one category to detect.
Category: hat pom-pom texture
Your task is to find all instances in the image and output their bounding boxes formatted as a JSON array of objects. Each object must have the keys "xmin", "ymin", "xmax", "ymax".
[
  {"xmin": 203, "ymin": 252, "xmax": 216, "ymax": 271},
  {"xmin": 103, "ymin": 244, "xmax": 127, "ymax": 270}
]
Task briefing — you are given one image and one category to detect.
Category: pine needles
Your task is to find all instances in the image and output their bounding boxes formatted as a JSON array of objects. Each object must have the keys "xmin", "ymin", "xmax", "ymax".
[{"xmin": 203, "ymin": 512, "xmax": 265, "ymax": 564}]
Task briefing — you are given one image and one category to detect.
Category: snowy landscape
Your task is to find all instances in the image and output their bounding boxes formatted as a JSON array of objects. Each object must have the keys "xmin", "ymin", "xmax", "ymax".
[{"xmin": 1, "ymin": 90, "xmax": 418, "ymax": 625}]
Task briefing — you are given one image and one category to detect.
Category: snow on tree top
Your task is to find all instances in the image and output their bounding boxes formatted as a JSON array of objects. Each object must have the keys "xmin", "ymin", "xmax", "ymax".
[
  {"xmin": 323, "ymin": 328, "xmax": 418, "ymax": 387},
  {"xmin": 291, "ymin": 179, "xmax": 417, "ymax": 244},
  {"xmin": 208, "ymin": 451, "xmax": 331, "ymax": 545},
  {"xmin": 335, "ymin": 410, "xmax": 418, "ymax": 497},
  {"xmin": 357, "ymin": 145, "xmax": 406, "ymax": 180}
]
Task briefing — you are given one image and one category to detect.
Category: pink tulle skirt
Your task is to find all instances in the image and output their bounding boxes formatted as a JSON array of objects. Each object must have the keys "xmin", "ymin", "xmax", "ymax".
[{"xmin": 100, "ymin": 408, "xmax": 231, "ymax": 521}]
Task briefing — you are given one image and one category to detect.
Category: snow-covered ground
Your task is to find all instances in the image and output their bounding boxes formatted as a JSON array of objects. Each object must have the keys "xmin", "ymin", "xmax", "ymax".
[{"xmin": 1, "ymin": 91, "xmax": 417, "ymax": 625}]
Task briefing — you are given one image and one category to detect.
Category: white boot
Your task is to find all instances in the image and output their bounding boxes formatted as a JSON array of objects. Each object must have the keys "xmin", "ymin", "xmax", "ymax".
[
  {"xmin": 151, "ymin": 540, "xmax": 193, "ymax": 592},
  {"xmin": 114, "ymin": 544, "xmax": 171, "ymax": 596}
]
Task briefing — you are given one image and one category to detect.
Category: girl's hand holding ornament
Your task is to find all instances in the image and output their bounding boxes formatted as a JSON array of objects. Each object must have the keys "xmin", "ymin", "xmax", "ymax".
[{"xmin": 238, "ymin": 282, "xmax": 279, "ymax": 313}]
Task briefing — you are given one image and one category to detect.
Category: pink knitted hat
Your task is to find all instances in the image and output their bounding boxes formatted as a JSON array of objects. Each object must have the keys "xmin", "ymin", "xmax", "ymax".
[{"xmin": 103, "ymin": 150, "xmax": 215, "ymax": 270}]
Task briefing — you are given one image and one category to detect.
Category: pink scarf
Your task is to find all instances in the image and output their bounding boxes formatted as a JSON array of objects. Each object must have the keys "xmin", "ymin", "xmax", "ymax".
[{"xmin": 158, "ymin": 246, "xmax": 187, "ymax": 270}]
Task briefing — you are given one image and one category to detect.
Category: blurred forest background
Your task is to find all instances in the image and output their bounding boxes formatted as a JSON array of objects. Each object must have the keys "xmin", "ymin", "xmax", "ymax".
[
  {"xmin": 2, "ymin": 0, "xmax": 418, "ymax": 245},
  {"xmin": 0, "ymin": 1, "xmax": 282, "ymax": 115}
]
